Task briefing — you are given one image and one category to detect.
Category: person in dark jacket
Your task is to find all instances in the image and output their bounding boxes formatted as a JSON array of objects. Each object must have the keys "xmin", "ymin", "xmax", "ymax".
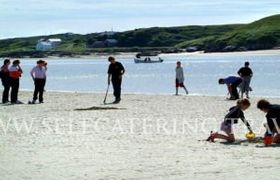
[
  {"xmin": 1, "ymin": 59, "xmax": 11, "ymax": 103},
  {"xmin": 207, "ymin": 99, "xmax": 253, "ymax": 143},
  {"xmin": 219, "ymin": 76, "xmax": 242, "ymax": 100},
  {"xmin": 238, "ymin": 62, "xmax": 253, "ymax": 99},
  {"xmin": 107, "ymin": 56, "xmax": 125, "ymax": 104},
  {"xmin": 257, "ymin": 99, "xmax": 280, "ymax": 144}
]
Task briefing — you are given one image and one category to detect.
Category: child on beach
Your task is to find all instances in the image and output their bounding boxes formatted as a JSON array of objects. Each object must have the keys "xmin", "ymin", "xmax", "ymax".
[
  {"xmin": 207, "ymin": 99, "xmax": 253, "ymax": 143},
  {"xmin": 257, "ymin": 99, "xmax": 280, "ymax": 144},
  {"xmin": 175, "ymin": 61, "xmax": 188, "ymax": 95},
  {"xmin": 238, "ymin": 62, "xmax": 253, "ymax": 99}
]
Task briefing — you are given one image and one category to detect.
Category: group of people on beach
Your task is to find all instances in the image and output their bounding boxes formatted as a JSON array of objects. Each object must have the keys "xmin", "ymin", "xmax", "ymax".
[
  {"xmin": 207, "ymin": 98, "xmax": 280, "ymax": 145},
  {"xmin": 0, "ymin": 59, "xmax": 47, "ymax": 104},
  {"xmin": 0, "ymin": 57, "xmax": 125, "ymax": 105},
  {"xmin": 204, "ymin": 61, "xmax": 280, "ymax": 145},
  {"xmin": 1, "ymin": 56, "xmax": 279, "ymax": 145}
]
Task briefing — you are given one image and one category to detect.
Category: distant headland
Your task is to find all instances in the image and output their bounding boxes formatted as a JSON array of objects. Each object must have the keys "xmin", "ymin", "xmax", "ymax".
[{"xmin": 0, "ymin": 14, "xmax": 279, "ymax": 58}]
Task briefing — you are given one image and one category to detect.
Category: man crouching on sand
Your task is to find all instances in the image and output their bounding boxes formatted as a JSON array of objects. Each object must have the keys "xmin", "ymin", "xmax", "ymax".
[
  {"xmin": 257, "ymin": 99, "xmax": 280, "ymax": 144},
  {"xmin": 107, "ymin": 56, "xmax": 125, "ymax": 104}
]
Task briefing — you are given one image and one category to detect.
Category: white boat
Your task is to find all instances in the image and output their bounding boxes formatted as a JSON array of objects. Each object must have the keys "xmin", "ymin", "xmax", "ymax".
[{"xmin": 134, "ymin": 53, "xmax": 163, "ymax": 63}]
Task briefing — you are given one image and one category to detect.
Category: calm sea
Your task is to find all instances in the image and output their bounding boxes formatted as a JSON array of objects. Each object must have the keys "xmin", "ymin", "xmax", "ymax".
[{"xmin": 3, "ymin": 51, "xmax": 280, "ymax": 97}]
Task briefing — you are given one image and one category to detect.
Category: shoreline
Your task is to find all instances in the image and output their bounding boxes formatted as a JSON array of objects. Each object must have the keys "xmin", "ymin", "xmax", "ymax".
[
  {"xmin": 14, "ymin": 90, "xmax": 280, "ymax": 99},
  {"xmin": 2, "ymin": 49, "xmax": 280, "ymax": 59}
]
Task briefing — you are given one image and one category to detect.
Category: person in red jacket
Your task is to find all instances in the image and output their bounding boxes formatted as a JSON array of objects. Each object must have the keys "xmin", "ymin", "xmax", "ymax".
[{"xmin": 9, "ymin": 60, "xmax": 23, "ymax": 104}]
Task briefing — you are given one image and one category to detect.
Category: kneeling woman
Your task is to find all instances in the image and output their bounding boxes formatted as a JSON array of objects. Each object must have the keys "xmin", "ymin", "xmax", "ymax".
[{"xmin": 207, "ymin": 99, "xmax": 253, "ymax": 142}]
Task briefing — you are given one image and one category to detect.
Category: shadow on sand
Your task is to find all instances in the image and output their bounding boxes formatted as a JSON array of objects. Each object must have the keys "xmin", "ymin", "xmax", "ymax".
[
  {"xmin": 219, "ymin": 137, "xmax": 280, "ymax": 147},
  {"xmin": 219, "ymin": 137, "xmax": 264, "ymax": 145},
  {"xmin": 74, "ymin": 106, "xmax": 126, "ymax": 111}
]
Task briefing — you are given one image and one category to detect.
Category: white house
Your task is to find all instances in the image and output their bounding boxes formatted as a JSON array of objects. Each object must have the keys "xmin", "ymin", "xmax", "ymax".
[
  {"xmin": 48, "ymin": 39, "xmax": 62, "ymax": 47},
  {"xmin": 36, "ymin": 38, "xmax": 62, "ymax": 51}
]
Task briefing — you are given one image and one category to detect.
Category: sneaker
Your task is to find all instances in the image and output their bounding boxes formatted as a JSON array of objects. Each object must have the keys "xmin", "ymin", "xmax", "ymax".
[
  {"xmin": 228, "ymin": 97, "xmax": 238, "ymax": 100},
  {"xmin": 206, "ymin": 131, "xmax": 216, "ymax": 142},
  {"xmin": 113, "ymin": 99, "xmax": 121, "ymax": 104}
]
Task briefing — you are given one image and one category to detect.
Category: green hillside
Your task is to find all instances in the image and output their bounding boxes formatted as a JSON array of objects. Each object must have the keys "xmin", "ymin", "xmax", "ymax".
[
  {"xmin": 177, "ymin": 14, "xmax": 280, "ymax": 51},
  {"xmin": 0, "ymin": 14, "xmax": 279, "ymax": 57}
]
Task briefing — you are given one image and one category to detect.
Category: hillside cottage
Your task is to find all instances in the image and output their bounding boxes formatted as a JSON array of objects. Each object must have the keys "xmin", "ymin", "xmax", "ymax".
[{"xmin": 36, "ymin": 38, "xmax": 62, "ymax": 51}]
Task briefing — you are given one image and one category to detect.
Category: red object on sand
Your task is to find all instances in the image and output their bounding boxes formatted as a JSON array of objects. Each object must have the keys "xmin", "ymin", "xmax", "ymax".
[{"xmin": 263, "ymin": 135, "xmax": 273, "ymax": 145}]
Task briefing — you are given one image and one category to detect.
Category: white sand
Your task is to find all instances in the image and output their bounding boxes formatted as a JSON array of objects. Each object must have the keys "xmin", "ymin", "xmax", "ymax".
[{"xmin": 0, "ymin": 92, "xmax": 279, "ymax": 180}]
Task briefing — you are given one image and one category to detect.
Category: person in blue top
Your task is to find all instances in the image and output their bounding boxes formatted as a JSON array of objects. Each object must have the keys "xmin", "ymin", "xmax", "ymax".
[{"xmin": 219, "ymin": 76, "xmax": 242, "ymax": 100}]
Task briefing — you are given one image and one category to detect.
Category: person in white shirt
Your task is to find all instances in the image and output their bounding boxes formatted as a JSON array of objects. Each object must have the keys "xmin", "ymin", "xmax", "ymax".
[
  {"xmin": 175, "ymin": 61, "xmax": 188, "ymax": 95},
  {"xmin": 30, "ymin": 60, "xmax": 47, "ymax": 103}
]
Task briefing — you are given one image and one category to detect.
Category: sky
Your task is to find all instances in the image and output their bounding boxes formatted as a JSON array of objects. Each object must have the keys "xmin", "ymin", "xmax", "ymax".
[{"xmin": 0, "ymin": 0, "xmax": 279, "ymax": 39}]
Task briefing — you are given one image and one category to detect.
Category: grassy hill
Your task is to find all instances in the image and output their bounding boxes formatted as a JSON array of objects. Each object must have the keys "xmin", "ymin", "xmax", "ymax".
[
  {"xmin": 0, "ymin": 14, "xmax": 279, "ymax": 57},
  {"xmin": 176, "ymin": 14, "xmax": 280, "ymax": 51}
]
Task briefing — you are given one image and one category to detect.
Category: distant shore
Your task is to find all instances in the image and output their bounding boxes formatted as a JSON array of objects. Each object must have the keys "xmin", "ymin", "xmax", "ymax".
[
  {"xmin": 74, "ymin": 49, "xmax": 280, "ymax": 59},
  {"xmin": 1, "ymin": 48, "xmax": 279, "ymax": 59}
]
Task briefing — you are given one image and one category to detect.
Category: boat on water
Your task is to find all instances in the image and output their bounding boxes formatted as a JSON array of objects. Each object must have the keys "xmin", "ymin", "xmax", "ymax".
[{"xmin": 134, "ymin": 53, "xmax": 164, "ymax": 63}]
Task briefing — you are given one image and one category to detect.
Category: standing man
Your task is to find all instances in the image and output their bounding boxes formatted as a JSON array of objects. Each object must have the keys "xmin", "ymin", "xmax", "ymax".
[
  {"xmin": 219, "ymin": 76, "xmax": 242, "ymax": 100},
  {"xmin": 30, "ymin": 60, "xmax": 47, "ymax": 104},
  {"xmin": 9, "ymin": 60, "xmax": 23, "ymax": 104},
  {"xmin": 175, "ymin": 61, "xmax": 188, "ymax": 95},
  {"xmin": 1, "ymin": 59, "xmax": 11, "ymax": 103},
  {"xmin": 238, "ymin": 61, "xmax": 253, "ymax": 99},
  {"xmin": 107, "ymin": 56, "xmax": 125, "ymax": 104}
]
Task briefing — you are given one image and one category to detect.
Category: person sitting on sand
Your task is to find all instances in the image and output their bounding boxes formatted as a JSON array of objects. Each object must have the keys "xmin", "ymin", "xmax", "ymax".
[
  {"xmin": 30, "ymin": 60, "xmax": 47, "ymax": 104},
  {"xmin": 219, "ymin": 76, "xmax": 242, "ymax": 100},
  {"xmin": 9, "ymin": 60, "xmax": 23, "ymax": 104},
  {"xmin": 175, "ymin": 61, "xmax": 188, "ymax": 95},
  {"xmin": 207, "ymin": 99, "xmax": 253, "ymax": 143},
  {"xmin": 257, "ymin": 99, "xmax": 280, "ymax": 144},
  {"xmin": 238, "ymin": 61, "xmax": 253, "ymax": 99}
]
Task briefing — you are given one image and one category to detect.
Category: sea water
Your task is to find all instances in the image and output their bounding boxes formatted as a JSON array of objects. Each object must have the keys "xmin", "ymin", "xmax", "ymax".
[{"xmin": 4, "ymin": 51, "xmax": 280, "ymax": 97}]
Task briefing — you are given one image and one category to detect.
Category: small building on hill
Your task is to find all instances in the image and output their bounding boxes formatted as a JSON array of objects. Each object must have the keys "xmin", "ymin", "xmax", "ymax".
[
  {"xmin": 99, "ymin": 31, "xmax": 116, "ymax": 36},
  {"xmin": 87, "ymin": 39, "xmax": 118, "ymax": 48},
  {"xmin": 36, "ymin": 38, "xmax": 62, "ymax": 51}
]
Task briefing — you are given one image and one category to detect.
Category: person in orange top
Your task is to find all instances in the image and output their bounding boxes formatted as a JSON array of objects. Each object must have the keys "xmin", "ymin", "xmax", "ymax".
[{"xmin": 9, "ymin": 60, "xmax": 23, "ymax": 104}]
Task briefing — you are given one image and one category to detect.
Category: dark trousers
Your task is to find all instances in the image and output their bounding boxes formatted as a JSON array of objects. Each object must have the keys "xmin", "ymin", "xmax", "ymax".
[
  {"xmin": 33, "ymin": 79, "xmax": 46, "ymax": 102},
  {"xmin": 112, "ymin": 78, "xmax": 122, "ymax": 100},
  {"xmin": 231, "ymin": 79, "xmax": 242, "ymax": 99},
  {"xmin": 10, "ymin": 78, "xmax": 19, "ymax": 103},
  {"xmin": 1, "ymin": 78, "xmax": 10, "ymax": 103}
]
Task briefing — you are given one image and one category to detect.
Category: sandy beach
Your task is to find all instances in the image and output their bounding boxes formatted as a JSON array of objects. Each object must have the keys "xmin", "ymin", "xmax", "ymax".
[{"xmin": 0, "ymin": 92, "xmax": 280, "ymax": 180}]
